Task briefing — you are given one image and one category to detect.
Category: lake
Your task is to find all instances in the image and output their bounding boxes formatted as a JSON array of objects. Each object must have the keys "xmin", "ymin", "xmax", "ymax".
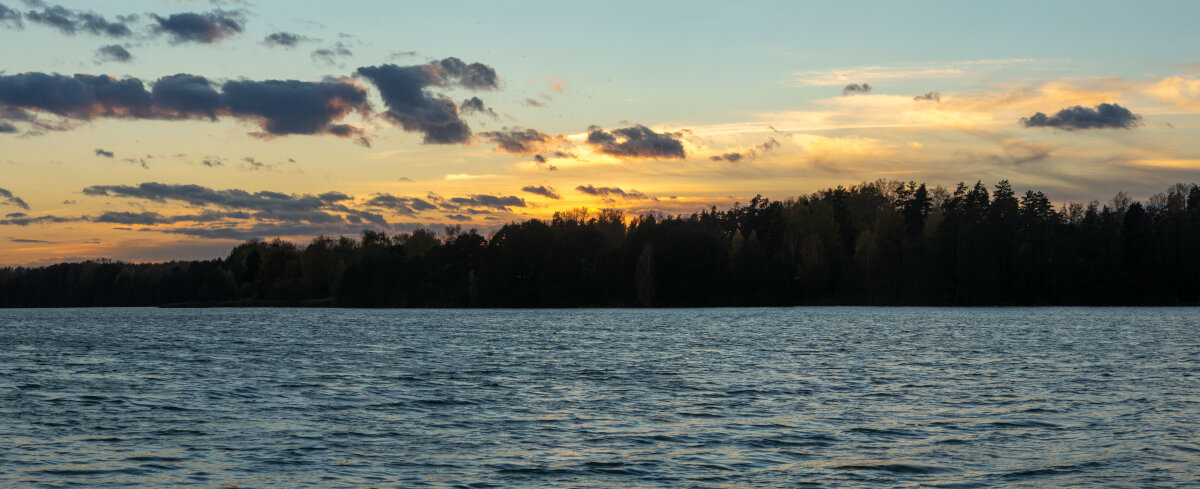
[{"xmin": 1, "ymin": 307, "xmax": 1197, "ymax": 487}]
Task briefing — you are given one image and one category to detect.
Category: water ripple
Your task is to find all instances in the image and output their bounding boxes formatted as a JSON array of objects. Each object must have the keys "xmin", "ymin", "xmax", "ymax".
[{"xmin": 1, "ymin": 307, "xmax": 1198, "ymax": 487}]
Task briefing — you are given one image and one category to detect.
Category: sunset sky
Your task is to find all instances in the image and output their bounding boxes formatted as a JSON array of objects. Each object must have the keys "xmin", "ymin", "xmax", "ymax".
[{"xmin": 2, "ymin": 0, "xmax": 1200, "ymax": 265}]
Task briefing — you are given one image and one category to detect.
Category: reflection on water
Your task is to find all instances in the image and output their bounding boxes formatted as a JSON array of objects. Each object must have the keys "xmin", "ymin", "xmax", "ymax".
[{"xmin": 1, "ymin": 307, "xmax": 1197, "ymax": 487}]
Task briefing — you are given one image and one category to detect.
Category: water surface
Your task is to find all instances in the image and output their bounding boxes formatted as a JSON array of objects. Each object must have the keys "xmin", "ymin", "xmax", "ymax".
[{"xmin": 1, "ymin": 307, "xmax": 1197, "ymax": 487}]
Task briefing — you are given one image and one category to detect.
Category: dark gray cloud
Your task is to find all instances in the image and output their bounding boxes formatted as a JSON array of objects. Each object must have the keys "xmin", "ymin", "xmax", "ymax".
[
  {"xmin": 355, "ymin": 58, "xmax": 498, "ymax": 144},
  {"xmin": 325, "ymin": 123, "xmax": 369, "ymax": 146},
  {"xmin": 480, "ymin": 127, "xmax": 562, "ymax": 154},
  {"xmin": 521, "ymin": 185, "xmax": 560, "ymax": 199},
  {"xmin": 156, "ymin": 221, "xmax": 397, "ymax": 241},
  {"xmin": 149, "ymin": 73, "xmax": 223, "ymax": 118},
  {"xmin": 81, "ymin": 182, "xmax": 398, "ymax": 232},
  {"xmin": 311, "ymin": 42, "xmax": 352, "ymax": 66},
  {"xmin": 0, "ymin": 186, "xmax": 30, "ymax": 210},
  {"xmin": 445, "ymin": 214, "xmax": 470, "ymax": 221},
  {"xmin": 430, "ymin": 57, "xmax": 498, "ymax": 90},
  {"xmin": 1, "ymin": 2, "xmax": 23, "ymax": 28},
  {"xmin": 447, "ymin": 194, "xmax": 525, "ymax": 210},
  {"xmin": 459, "ymin": 96, "xmax": 496, "ymax": 118},
  {"xmin": 575, "ymin": 185, "xmax": 649, "ymax": 200},
  {"xmin": 264, "ymin": 31, "xmax": 307, "ymax": 48},
  {"xmin": 0, "ymin": 72, "xmax": 155, "ymax": 119},
  {"xmin": 708, "ymin": 137, "xmax": 778, "ymax": 163},
  {"xmin": 84, "ymin": 182, "xmax": 334, "ymax": 214},
  {"xmin": 914, "ymin": 91, "xmax": 940, "ymax": 102},
  {"xmin": 11, "ymin": 237, "xmax": 55, "ymax": 243},
  {"xmin": 96, "ymin": 44, "xmax": 132, "ymax": 63},
  {"xmin": 151, "ymin": 9, "xmax": 244, "ymax": 44},
  {"xmin": 318, "ymin": 191, "xmax": 353, "ymax": 203},
  {"xmin": 94, "ymin": 148, "xmax": 114, "ymax": 158},
  {"xmin": 95, "ymin": 210, "xmax": 168, "ymax": 225},
  {"xmin": 522, "ymin": 98, "xmax": 545, "ymax": 108},
  {"xmin": 1020, "ymin": 103, "xmax": 1141, "ymax": 130},
  {"xmin": 364, "ymin": 193, "xmax": 437, "ymax": 215},
  {"xmin": 843, "ymin": 83, "xmax": 871, "ymax": 95},
  {"xmin": 585, "ymin": 124, "xmax": 686, "ymax": 159},
  {"xmin": 0, "ymin": 121, "xmax": 15, "ymax": 133},
  {"xmin": 24, "ymin": 3, "xmax": 135, "ymax": 37},
  {"xmin": 0, "ymin": 71, "xmax": 370, "ymax": 139},
  {"xmin": 221, "ymin": 78, "xmax": 370, "ymax": 137},
  {"xmin": 0, "ymin": 214, "xmax": 79, "ymax": 226}
]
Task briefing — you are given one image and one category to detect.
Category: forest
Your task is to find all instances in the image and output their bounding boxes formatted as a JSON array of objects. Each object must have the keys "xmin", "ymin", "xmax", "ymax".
[{"xmin": 2, "ymin": 179, "xmax": 1199, "ymax": 307}]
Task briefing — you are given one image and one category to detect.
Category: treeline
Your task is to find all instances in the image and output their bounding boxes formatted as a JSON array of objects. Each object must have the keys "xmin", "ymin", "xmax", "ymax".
[{"xmin": 3, "ymin": 179, "xmax": 1200, "ymax": 307}]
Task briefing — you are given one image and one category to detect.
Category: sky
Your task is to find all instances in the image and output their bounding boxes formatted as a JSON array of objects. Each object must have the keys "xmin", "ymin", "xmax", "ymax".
[{"xmin": 2, "ymin": 0, "xmax": 1200, "ymax": 265}]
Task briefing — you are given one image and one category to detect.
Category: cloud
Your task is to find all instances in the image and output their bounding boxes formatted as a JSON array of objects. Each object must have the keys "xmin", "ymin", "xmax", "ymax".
[
  {"xmin": 446, "ymin": 194, "xmax": 525, "ymax": 210},
  {"xmin": 789, "ymin": 59, "xmax": 1038, "ymax": 86},
  {"xmin": 459, "ymin": 96, "xmax": 496, "ymax": 118},
  {"xmin": 914, "ymin": 91, "xmax": 940, "ymax": 102},
  {"xmin": 149, "ymin": 73, "xmax": 223, "ymax": 118},
  {"xmin": 83, "ymin": 182, "xmax": 344, "ymax": 216},
  {"xmin": 264, "ymin": 31, "xmax": 307, "ymax": 48},
  {"xmin": 0, "ymin": 71, "xmax": 371, "ymax": 139},
  {"xmin": 575, "ymin": 185, "xmax": 650, "ymax": 200},
  {"xmin": 311, "ymin": 42, "xmax": 352, "ymax": 66},
  {"xmin": 151, "ymin": 10, "xmax": 244, "ymax": 44},
  {"xmin": 0, "ymin": 72, "xmax": 155, "ymax": 119},
  {"xmin": 355, "ymin": 58, "xmax": 498, "ymax": 144},
  {"xmin": 79, "ymin": 182, "xmax": 401, "ymax": 233},
  {"xmin": 123, "ymin": 157, "xmax": 149, "ymax": 169},
  {"xmin": 0, "ymin": 186, "xmax": 30, "ymax": 210},
  {"xmin": 314, "ymin": 191, "xmax": 349, "ymax": 204},
  {"xmin": 428, "ymin": 57, "xmax": 498, "ymax": 90},
  {"xmin": 480, "ymin": 127, "xmax": 565, "ymax": 154},
  {"xmin": 10, "ymin": 238, "xmax": 55, "ymax": 243},
  {"xmin": 999, "ymin": 138, "xmax": 1053, "ymax": 164},
  {"xmin": 221, "ymin": 77, "xmax": 370, "ymax": 136},
  {"xmin": 0, "ymin": 121, "xmax": 15, "ymax": 133},
  {"xmin": 239, "ymin": 156, "xmax": 273, "ymax": 172},
  {"xmin": 94, "ymin": 148, "xmax": 114, "ymax": 158},
  {"xmin": 842, "ymin": 83, "xmax": 871, "ymax": 95},
  {"xmin": 155, "ymin": 222, "xmax": 395, "ymax": 241},
  {"xmin": 95, "ymin": 44, "xmax": 132, "ymax": 63},
  {"xmin": 364, "ymin": 193, "xmax": 437, "ymax": 215},
  {"xmin": 585, "ymin": 124, "xmax": 686, "ymax": 159},
  {"xmin": 0, "ymin": 214, "xmax": 79, "ymax": 226},
  {"xmin": 24, "ymin": 3, "xmax": 135, "ymax": 37},
  {"xmin": 521, "ymin": 185, "xmax": 560, "ymax": 199},
  {"xmin": 522, "ymin": 98, "xmax": 545, "ymax": 108},
  {"xmin": 445, "ymin": 214, "xmax": 470, "ymax": 221},
  {"xmin": 95, "ymin": 210, "xmax": 168, "ymax": 225},
  {"xmin": 0, "ymin": 3, "xmax": 22, "ymax": 28},
  {"xmin": 710, "ymin": 152, "xmax": 744, "ymax": 162},
  {"xmin": 1020, "ymin": 103, "xmax": 1141, "ymax": 130}
]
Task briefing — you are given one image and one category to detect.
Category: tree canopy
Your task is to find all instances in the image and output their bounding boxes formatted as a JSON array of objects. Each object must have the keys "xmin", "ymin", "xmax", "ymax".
[{"xmin": 4, "ymin": 179, "xmax": 1200, "ymax": 307}]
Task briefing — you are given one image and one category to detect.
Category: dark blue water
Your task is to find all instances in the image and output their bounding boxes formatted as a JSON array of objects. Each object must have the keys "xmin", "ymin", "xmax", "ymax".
[{"xmin": 1, "ymin": 308, "xmax": 1197, "ymax": 487}]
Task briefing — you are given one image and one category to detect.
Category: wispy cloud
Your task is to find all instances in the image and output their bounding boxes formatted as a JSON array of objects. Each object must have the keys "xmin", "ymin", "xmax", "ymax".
[{"xmin": 789, "ymin": 59, "xmax": 1039, "ymax": 86}]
